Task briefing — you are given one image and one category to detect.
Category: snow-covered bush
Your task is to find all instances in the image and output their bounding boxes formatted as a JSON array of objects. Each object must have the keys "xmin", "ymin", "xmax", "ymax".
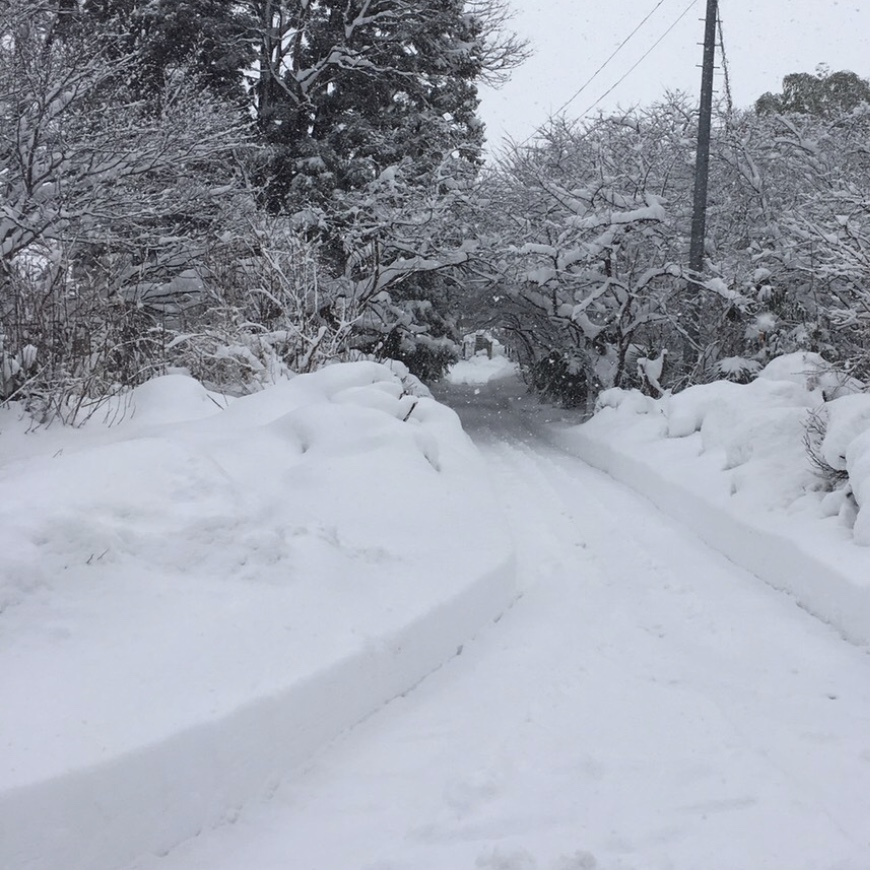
[
  {"xmin": 0, "ymin": 248, "xmax": 165, "ymax": 423},
  {"xmin": 587, "ymin": 352, "xmax": 870, "ymax": 544},
  {"xmin": 529, "ymin": 350, "xmax": 590, "ymax": 408},
  {"xmin": 162, "ymin": 217, "xmax": 359, "ymax": 392},
  {"xmin": 803, "ymin": 406, "xmax": 851, "ymax": 492},
  {"xmin": 808, "ymin": 391, "xmax": 870, "ymax": 541},
  {"xmin": 0, "ymin": 3, "xmax": 253, "ymax": 420}
]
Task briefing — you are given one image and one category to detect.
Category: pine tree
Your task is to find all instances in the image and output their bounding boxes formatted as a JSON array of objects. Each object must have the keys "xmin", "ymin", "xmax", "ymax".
[
  {"xmin": 80, "ymin": 0, "xmax": 252, "ymax": 101},
  {"xmin": 247, "ymin": 0, "xmax": 525, "ymax": 210}
]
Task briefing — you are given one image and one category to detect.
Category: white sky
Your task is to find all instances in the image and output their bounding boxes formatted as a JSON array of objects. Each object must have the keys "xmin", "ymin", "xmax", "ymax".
[{"xmin": 478, "ymin": 0, "xmax": 869, "ymax": 150}]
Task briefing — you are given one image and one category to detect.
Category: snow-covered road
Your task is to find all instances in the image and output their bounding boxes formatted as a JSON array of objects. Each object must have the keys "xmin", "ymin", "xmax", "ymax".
[{"xmin": 137, "ymin": 379, "xmax": 870, "ymax": 870}]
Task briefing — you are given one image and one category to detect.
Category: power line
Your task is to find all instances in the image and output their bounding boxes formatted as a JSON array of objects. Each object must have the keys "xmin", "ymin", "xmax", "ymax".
[
  {"xmin": 548, "ymin": 0, "xmax": 670, "ymax": 120},
  {"xmin": 580, "ymin": 0, "xmax": 701, "ymax": 117},
  {"xmin": 512, "ymin": 0, "xmax": 675, "ymax": 149},
  {"xmin": 508, "ymin": 0, "xmax": 702, "ymax": 152}
]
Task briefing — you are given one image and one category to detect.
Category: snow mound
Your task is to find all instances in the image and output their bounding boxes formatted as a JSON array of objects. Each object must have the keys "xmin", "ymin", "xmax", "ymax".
[
  {"xmin": 0, "ymin": 361, "xmax": 514, "ymax": 870},
  {"xmin": 820, "ymin": 394, "xmax": 870, "ymax": 544},
  {"xmin": 121, "ymin": 372, "xmax": 232, "ymax": 426},
  {"xmin": 555, "ymin": 352, "xmax": 870, "ymax": 644},
  {"xmin": 446, "ymin": 353, "xmax": 518, "ymax": 385}
]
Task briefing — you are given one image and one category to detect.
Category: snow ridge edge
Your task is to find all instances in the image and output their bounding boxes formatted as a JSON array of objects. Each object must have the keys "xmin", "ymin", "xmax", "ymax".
[
  {"xmin": 555, "ymin": 428, "xmax": 870, "ymax": 647},
  {"xmin": 0, "ymin": 554, "xmax": 516, "ymax": 870}
]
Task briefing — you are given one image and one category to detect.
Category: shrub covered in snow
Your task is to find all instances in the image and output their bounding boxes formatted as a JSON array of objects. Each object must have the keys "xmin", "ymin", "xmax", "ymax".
[{"xmin": 589, "ymin": 352, "xmax": 870, "ymax": 543}]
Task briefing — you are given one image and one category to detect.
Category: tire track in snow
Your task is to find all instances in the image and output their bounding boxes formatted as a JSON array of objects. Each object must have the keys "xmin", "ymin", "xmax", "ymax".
[{"xmin": 465, "ymin": 388, "xmax": 870, "ymax": 862}]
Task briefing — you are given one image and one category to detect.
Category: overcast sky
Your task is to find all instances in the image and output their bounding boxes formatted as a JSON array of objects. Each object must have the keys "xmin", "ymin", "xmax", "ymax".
[{"xmin": 478, "ymin": 0, "xmax": 869, "ymax": 150}]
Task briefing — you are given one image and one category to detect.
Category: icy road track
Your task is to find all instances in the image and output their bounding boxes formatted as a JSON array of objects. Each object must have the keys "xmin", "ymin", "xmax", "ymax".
[{"xmin": 139, "ymin": 379, "xmax": 870, "ymax": 870}]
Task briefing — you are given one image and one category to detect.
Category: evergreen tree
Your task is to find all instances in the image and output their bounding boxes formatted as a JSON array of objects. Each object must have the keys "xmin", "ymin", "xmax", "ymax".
[
  {"xmin": 80, "ymin": 0, "xmax": 252, "ymax": 101},
  {"xmin": 240, "ymin": 0, "xmax": 527, "ymax": 378},
  {"xmin": 64, "ymin": 0, "xmax": 528, "ymax": 381},
  {"xmin": 246, "ymin": 0, "xmax": 526, "ymax": 211}
]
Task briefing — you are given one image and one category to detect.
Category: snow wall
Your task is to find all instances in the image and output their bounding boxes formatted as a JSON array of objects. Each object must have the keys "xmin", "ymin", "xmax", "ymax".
[
  {"xmin": 0, "ymin": 363, "xmax": 516, "ymax": 870},
  {"xmin": 0, "ymin": 557, "xmax": 514, "ymax": 870},
  {"xmin": 558, "ymin": 429, "xmax": 870, "ymax": 645},
  {"xmin": 550, "ymin": 364, "xmax": 870, "ymax": 647}
]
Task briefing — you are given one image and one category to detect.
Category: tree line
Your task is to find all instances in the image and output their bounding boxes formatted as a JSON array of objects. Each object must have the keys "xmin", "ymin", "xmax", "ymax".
[
  {"xmin": 473, "ymin": 67, "xmax": 870, "ymax": 405},
  {"xmin": 0, "ymin": 0, "xmax": 525, "ymax": 419},
  {"xmin": 1, "ymin": 3, "xmax": 868, "ymax": 420}
]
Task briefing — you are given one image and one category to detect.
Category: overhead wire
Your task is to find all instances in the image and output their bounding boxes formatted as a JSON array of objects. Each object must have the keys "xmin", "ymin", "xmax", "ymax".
[
  {"xmin": 512, "ymin": 0, "xmax": 702, "ymax": 150},
  {"xmin": 547, "ymin": 0, "xmax": 670, "ymax": 121},
  {"xmin": 579, "ymin": 0, "xmax": 701, "ymax": 117}
]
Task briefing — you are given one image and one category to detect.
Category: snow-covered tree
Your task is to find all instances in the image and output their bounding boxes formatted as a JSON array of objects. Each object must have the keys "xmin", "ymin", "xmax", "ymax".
[
  {"xmin": 694, "ymin": 93, "xmax": 870, "ymax": 380},
  {"xmin": 474, "ymin": 84, "xmax": 870, "ymax": 404},
  {"xmin": 78, "ymin": 0, "xmax": 253, "ymax": 102},
  {"xmin": 242, "ymin": 0, "xmax": 526, "ymax": 208},
  {"xmin": 756, "ymin": 67, "xmax": 870, "ymax": 119},
  {"xmin": 235, "ymin": 0, "xmax": 527, "ymax": 377},
  {"xmin": 316, "ymin": 156, "xmax": 482, "ymax": 378},
  {"xmin": 482, "ymin": 103, "xmax": 701, "ymax": 402},
  {"xmin": 0, "ymin": 0, "xmax": 253, "ymax": 414}
]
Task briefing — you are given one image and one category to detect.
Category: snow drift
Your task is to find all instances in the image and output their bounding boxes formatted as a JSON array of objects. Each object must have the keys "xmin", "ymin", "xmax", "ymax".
[
  {"xmin": 0, "ymin": 362, "xmax": 515, "ymax": 870},
  {"xmin": 552, "ymin": 352, "xmax": 870, "ymax": 645}
]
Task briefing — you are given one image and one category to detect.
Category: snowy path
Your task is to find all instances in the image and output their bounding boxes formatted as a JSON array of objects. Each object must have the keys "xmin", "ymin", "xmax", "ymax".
[{"xmin": 138, "ymin": 381, "xmax": 870, "ymax": 870}]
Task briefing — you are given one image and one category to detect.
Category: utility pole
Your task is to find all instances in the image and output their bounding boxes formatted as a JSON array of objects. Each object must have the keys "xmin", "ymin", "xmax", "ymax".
[
  {"xmin": 683, "ymin": 0, "xmax": 718, "ymax": 366},
  {"xmin": 689, "ymin": 0, "xmax": 718, "ymax": 284}
]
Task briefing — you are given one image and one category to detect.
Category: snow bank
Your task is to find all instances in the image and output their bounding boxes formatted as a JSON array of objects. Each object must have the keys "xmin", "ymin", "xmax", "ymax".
[
  {"xmin": 0, "ymin": 362, "xmax": 514, "ymax": 870},
  {"xmin": 550, "ymin": 353, "xmax": 870, "ymax": 646},
  {"xmin": 446, "ymin": 352, "xmax": 518, "ymax": 386}
]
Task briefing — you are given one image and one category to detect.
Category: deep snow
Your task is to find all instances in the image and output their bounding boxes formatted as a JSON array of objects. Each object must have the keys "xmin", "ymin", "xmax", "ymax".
[
  {"xmin": 132, "ymin": 368, "xmax": 870, "ymax": 870},
  {"xmin": 3, "ymin": 352, "xmax": 870, "ymax": 870},
  {"xmin": 0, "ymin": 361, "xmax": 514, "ymax": 870}
]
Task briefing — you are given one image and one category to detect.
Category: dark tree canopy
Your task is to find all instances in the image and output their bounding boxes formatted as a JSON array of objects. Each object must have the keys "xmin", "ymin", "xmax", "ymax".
[
  {"xmin": 756, "ymin": 67, "xmax": 870, "ymax": 118},
  {"xmin": 1, "ymin": 0, "xmax": 530, "ymax": 398},
  {"xmin": 69, "ymin": 0, "xmax": 527, "ymax": 213},
  {"xmin": 248, "ymin": 0, "xmax": 525, "ymax": 210},
  {"xmin": 79, "ymin": 0, "xmax": 253, "ymax": 100}
]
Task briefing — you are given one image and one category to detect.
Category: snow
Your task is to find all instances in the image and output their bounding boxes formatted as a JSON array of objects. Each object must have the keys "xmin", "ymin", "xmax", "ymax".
[
  {"xmin": 0, "ymin": 361, "xmax": 514, "ymax": 870},
  {"xmin": 445, "ymin": 352, "xmax": 518, "ymax": 386},
  {"xmin": 4, "ymin": 352, "xmax": 870, "ymax": 870},
  {"xmin": 114, "ymin": 369, "xmax": 870, "ymax": 869},
  {"xmin": 551, "ymin": 351, "xmax": 870, "ymax": 644}
]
